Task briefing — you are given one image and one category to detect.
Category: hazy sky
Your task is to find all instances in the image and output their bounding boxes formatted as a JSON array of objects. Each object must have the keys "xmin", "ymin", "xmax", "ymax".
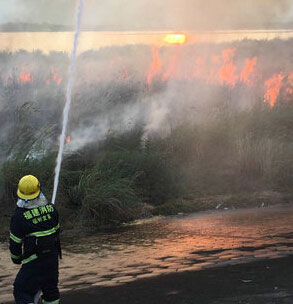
[{"xmin": 0, "ymin": 0, "xmax": 292, "ymax": 30}]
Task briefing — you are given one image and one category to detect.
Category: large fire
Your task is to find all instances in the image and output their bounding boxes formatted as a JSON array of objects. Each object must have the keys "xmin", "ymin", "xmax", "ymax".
[
  {"xmin": 2, "ymin": 43, "xmax": 293, "ymax": 109},
  {"xmin": 219, "ymin": 48, "xmax": 238, "ymax": 87},
  {"xmin": 145, "ymin": 45, "xmax": 293, "ymax": 107}
]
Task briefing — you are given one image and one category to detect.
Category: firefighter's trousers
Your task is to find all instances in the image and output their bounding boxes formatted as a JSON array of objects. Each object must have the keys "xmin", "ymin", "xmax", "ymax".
[{"xmin": 13, "ymin": 252, "xmax": 60, "ymax": 304}]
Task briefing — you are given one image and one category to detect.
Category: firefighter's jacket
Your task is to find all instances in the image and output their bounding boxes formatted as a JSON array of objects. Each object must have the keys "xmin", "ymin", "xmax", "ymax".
[{"xmin": 9, "ymin": 194, "xmax": 61, "ymax": 265}]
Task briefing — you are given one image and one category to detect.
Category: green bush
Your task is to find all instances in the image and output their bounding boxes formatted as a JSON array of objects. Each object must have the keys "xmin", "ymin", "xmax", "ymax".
[{"xmin": 79, "ymin": 164, "xmax": 141, "ymax": 227}]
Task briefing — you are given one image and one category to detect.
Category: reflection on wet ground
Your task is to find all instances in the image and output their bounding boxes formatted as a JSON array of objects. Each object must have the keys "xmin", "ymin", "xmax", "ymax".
[{"xmin": 0, "ymin": 205, "xmax": 293, "ymax": 302}]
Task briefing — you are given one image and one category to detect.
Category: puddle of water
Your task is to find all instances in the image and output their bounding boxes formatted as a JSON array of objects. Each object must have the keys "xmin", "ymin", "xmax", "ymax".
[{"xmin": 1, "ymin": 205, "xmax": 293, "ymax": 302}]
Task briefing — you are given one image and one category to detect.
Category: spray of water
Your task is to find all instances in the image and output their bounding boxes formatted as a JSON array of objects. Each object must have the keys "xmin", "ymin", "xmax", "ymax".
[
  {"xmin": 34, "ymin": 2, "xmax": 84, "ymax": 303},
  {"xmin": 51, "ymin": 0, "xmax": 84, "ymax": 205}
]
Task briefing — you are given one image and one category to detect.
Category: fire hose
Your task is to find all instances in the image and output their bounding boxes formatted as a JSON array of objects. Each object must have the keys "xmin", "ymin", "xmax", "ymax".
[{"xmin": 34, "ymin": 1, "xmax": 84, "ymax": 303}]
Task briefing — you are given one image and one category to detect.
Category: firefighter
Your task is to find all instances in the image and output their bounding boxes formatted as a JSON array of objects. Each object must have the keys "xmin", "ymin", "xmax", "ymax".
[{"xmin": 9, "ymin": 175, "xmax": 61, "ymax": 304}]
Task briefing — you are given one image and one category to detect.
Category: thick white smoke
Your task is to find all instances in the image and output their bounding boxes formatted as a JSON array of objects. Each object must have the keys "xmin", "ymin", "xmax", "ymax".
[{"xmin": 0, "ymin": 0, "xmax": 292, "ymax": 30}]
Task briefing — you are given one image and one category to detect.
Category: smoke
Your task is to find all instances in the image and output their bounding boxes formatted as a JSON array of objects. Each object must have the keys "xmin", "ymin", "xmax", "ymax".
[
  {"xmin": 0, "ymin": 0, "xmax": 75, "ymax": 26},
  {"xmin": 1, "ymin": 0, "xmax": 293, "ymax": 157},
  {"xmin": 57, "ymin": 34, "xmax": 293, "ymax": 152},
  {"xmin": 0, "ymin": 0, "xmax": 25, "ymax": 23},
  {"xmin": 1, "ymin": 35, "xmax": 293, "ymax": 157},
  {"xmin": 159, "ymin": 0, "xmax": 293, "ymax": 30},
  {"xmin": 0, "ymin": 0, "xmax": 292, "ymax": 30}
]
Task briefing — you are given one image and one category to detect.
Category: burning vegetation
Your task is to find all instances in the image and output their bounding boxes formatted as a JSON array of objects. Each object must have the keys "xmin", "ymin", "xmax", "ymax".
[
  {"xmin": 2, "ymin": 39, "xmax": 292, "ymax": 109},
  {"xmin": 1, "ymin": 38, "xmax": 293, "ymax": 226}
]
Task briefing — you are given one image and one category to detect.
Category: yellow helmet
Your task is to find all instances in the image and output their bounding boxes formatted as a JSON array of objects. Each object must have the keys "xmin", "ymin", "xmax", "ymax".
[{"xmin": 17, "ymin": 175, "xmax": 40, "ymax": 200}]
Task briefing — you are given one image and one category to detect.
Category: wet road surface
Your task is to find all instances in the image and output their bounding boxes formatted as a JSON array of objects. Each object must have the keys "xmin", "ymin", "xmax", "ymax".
[{"xmin": 0, "ymin": 204, "xmax": 293, "ymax": 303}]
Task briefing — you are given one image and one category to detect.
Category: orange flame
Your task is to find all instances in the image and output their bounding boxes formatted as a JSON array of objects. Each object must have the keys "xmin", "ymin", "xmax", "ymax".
[
  {"xmin": 147, "ymin": 46, "xmax": 162, "ymax": 85},
  {"xmin": 46, "ymin": 68, "xmax": 62, "ymax": 85},
  {"xmin": 5, "ymin": 46, "xmax": 293, "ymax": 110},
  {"xmin": 240, "ymin": 57, "xmax": 257, "ymax": 86},
  {"xmin": 20, "ymin": 72, "xmax": 33, "ymax": 83},
  {"xmin": 162, "ymin": 46, "xmax": 182, "ymax": 81},
  {"xmin": 66, "ymin": 136, "xmax": 71, "ymax": 143},
  {"xmin": 52, "ymin": 70, "xmax": 62, "ymax": 85},
  {"xmin": 146, "ymin": 46, "xmax": 261, "ymax": 89},
  {"xmin": 264, "ymin": 73, "xmax": 284, "ymax": 108},
  {"xmin": 219, "ymin": 48, "xmax": 238, "ymax": 87}
]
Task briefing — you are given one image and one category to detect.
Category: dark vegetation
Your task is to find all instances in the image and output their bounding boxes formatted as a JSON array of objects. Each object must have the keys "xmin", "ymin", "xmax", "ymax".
[{"xmin": 1, "ymin": 39, "xmax": 293, "ymax": 232}]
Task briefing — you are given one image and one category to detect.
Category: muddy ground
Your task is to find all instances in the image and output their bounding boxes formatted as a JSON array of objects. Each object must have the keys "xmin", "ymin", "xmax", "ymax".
[
  {"xmin": 4, "ymin": 256, "xmax": 292, "ymax": 304},
  {"xmin": 58, "ymin": 256, "xmax": 293, "ymax": 304}
]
